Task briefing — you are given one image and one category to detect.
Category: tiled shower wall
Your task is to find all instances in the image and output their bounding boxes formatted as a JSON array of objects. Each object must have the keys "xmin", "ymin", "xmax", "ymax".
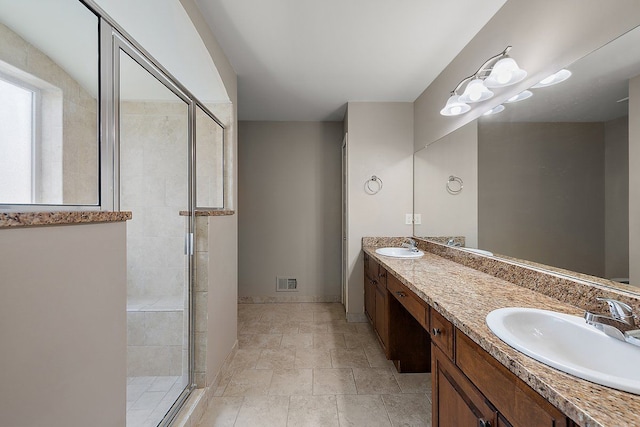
[
  {"xmin": 121, "ymin": 101, "xmax": 189, "ymax": 303},
  {"xmin": 121, "ymin": 101, "xmax": 189, "ymax": 377}
]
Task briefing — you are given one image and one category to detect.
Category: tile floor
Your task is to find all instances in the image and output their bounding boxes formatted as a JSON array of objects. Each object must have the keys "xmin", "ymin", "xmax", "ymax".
[
  {"xmin": 127, "ymin": 375, "xmax": 186, "ymax": 427},
  {"xmin": 196, "ymin": 302, "xmax": 433, "ymax": 427}
]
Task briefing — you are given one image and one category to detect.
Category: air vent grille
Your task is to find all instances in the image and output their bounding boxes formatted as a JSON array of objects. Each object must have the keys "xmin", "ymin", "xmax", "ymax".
[{"xmin": 276, "ymin": 277, "xmax": 298, "ymax": 292}]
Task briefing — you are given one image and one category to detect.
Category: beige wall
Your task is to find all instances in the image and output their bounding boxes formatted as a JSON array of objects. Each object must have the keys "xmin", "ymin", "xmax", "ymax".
[
  {"xmin": 346, "ymin": 102, "xmax": 414, "ymax": 321},
  {"xmin": 605, "ymin": 116, "xmax": 630, "ymax": 279},
  {"xmin": 630, "ymin": 74, "xmax": 640, "ymax": 286},
  {"xmin": 0, "ymin": 223, "xmax": 127, "ymax": 427},
  {"xmin": 202, "ymin": 102, "xmax": 239, "ymax": 387},
  {"xmin": 478, "ymin": 121, "xmax": 605, "ymax": 276},
  {"xmin": 414, "ymin": 0, "xmax": 640, "ymax": 150},
  {"xmin": 237, "ymin": 121, "xmax": 343, "ymax": 300},
  {"xmin": 414, "ymin": 121, "xmax": 478, "ymax": 247}
]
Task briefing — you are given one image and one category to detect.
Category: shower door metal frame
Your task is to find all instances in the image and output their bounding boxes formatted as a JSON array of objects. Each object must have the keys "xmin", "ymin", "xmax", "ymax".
[{"xmin": 111, "ymin": 30, "xmax": 196, "ymax": 427}]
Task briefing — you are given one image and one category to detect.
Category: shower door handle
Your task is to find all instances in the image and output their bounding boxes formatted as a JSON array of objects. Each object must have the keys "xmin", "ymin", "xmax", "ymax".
[{"xmin": 184, "ymin": 233, "xmax": 194, "ymax": 256}]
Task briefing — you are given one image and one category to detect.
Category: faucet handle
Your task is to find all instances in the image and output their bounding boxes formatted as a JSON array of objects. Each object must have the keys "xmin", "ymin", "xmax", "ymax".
[{"xmin": 597, "ymin": 297, "xmax": 635, "ymax": 322}]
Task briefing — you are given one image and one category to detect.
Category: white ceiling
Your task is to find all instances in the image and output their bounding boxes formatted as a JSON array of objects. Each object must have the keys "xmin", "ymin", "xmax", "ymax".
[{"xmin": 194, "ymin": 0, "xmax": 507, "ymax": 121}]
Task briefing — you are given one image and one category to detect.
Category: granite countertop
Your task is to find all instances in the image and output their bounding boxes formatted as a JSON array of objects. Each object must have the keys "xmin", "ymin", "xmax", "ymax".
[
  {"xmin": 363, "ymin": 244, "xmax": 640, "ymax": 427},
  {"xmin": 179, "ymin": 209, "xmax": 235, "ymax": 216},
  {"xmin": 0, "ymin": 211, "xmax": 132, "ymax": 228}
]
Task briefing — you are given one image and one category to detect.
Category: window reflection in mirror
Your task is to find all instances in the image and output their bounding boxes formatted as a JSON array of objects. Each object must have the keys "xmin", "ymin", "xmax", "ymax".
[
  {"xmin": 195, "ymin": 105, "xmax": 224, "ymax": 208},
  {"xmin": 0, "ymin": 0, "xmax": 99, "ymax": 205}
]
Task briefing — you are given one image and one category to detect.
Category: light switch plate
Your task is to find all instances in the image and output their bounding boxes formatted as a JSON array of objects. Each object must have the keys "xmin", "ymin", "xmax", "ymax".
[
  {"xmin": 414, "ymin": 214, "xmax": 422, "ymax": 225},
  {"xmin": 405, "ymin": 214, "xmax": 413, "ymax": 225}
]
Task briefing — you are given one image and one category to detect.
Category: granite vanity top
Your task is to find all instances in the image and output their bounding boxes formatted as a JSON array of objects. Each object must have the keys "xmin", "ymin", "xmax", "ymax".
[{"xmin": 363, "ymin": 243, "xmax": 640, "ymax": 427}]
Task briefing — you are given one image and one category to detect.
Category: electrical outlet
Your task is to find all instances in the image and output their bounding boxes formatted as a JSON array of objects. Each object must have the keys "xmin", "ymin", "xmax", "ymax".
[
  {"xmin": 414, "ymin": 214, "xmax": 422, "ymax": 225},
  {"xmin": 405, "ymin": 214, "xmax": 413, "ymax": 225}
]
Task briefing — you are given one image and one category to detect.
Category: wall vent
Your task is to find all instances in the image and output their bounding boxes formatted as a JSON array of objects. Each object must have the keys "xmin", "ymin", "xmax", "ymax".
[{"xmin": 276, "ymin": 277, "xmax": 298, "ymax": 292}]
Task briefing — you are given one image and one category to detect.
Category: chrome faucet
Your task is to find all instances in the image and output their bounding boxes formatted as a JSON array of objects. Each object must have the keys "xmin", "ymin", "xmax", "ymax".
[
  {"xmin": 446, "ymin": 238, "xmax": 461, "ymax": 247},
  {"xmin": 402, "ymin": 238, "xmax": 419, "ymax": 252},
  {"xmin": 584, "ymin": 298, "xmax": 640, "ymax": 347}
]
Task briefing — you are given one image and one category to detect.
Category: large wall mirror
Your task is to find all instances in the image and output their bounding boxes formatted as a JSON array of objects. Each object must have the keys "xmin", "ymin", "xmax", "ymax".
[
  {"xmin": 0, "ymin": 0, "xmax": 99, "ymax": 206},
  {"xmin": 414, "ymin": 24, "xmax": 640, "ymax": 292}
]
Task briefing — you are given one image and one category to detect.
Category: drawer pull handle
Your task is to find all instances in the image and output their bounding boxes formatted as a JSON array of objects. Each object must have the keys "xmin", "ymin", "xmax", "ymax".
[
  {"xmin": 478, "ymin": 419, "xmax": 491, "ymax": 427},
  {"xmin": 396, "ymin": 291, "xmax": 406, "ymax": 298},
  {"xmin": 432, "ymin": 328, "xmax": 441, "ymax": 336}
]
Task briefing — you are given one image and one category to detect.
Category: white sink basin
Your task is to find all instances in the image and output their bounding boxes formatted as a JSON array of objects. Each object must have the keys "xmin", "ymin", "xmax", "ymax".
[
  {"xmin": 375, "ymin": 247, "xmax": 424, "ymax": 258},
  {"xmin": 486, "ymin": 307, "xmax": 640, "ymax": 395}
]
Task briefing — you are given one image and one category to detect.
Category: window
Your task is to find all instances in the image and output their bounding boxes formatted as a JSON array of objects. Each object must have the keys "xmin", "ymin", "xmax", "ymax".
[{"xmin": 0, "ymin": 75, "xmax": 38, "ymax": 204}]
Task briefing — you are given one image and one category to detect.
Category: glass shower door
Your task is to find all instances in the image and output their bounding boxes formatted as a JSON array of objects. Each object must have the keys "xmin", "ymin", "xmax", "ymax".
[{"xmin": 118, "ymin": 45, "xmax": 192, "ymax": 427}]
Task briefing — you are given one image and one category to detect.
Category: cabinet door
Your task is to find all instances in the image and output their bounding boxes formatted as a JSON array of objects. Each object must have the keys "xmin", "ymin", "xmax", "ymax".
[
  {"xmin": 364, "ymin": 277, "xmax": 375, "ymax": 325},
  {"xmin": 456, "ymin": 331, "xmax": 567, "ymax": 427},
  {"xmin": 375, "ymin": 283, "xmax": 389, "ymax": 352},
  {"xmin": 432, "ymin": 344, "xmax": 496, "ymax": 427}
]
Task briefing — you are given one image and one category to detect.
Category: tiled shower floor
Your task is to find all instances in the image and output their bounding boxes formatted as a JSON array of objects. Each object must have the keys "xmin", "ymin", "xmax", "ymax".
[
  {"xmin": 127, "ymin": 375, "xmax": 185, "ymax": 427},
  {"xmin": 196, "ymin": 302, "xmax": 432, "ymax": 426}
]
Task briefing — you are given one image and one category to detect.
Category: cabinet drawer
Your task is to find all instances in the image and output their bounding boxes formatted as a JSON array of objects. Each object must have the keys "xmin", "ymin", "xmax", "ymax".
[
  {"xmin": 430, "ymin": 309, "xmax": 454, "ymax": 360},
  {"xmin": 456, "ymin": 331, "xmax": 566, "ymax": 427},
  {"xmin": 387, "ymin": 274, "xmax": 427, "ymax": 330},
  {"xmin": 365, "ymin": 254, "xmax": 378, "ymax": 280}
]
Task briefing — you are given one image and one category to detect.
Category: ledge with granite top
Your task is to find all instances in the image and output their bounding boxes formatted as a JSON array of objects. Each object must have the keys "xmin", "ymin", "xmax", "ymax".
[
  {"xmin": 363, "ymin": 236, "xmax": 640, "ymax": 427},
  {"xmin": 179, "ymin": 209, "xmax": 235, "ymax": 216},
  {"xmin": 0, "ymin": 211, "xmax": 132, "ymax": 228}
]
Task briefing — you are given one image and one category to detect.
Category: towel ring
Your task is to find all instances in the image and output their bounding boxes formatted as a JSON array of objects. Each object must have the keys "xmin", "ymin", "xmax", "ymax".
[
  {"xmin": 365, "ymin": 175, "xmax": 383, "ymax": 195},
  {"xmin": 446, "ymin": 175, "xmax": 463, "ymax": 195}
]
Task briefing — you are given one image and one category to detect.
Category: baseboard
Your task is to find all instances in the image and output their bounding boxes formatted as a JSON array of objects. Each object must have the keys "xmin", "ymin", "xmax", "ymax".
[{"xmin": 238, "ymin": 295, "xmax": 341, "ymax": 304}]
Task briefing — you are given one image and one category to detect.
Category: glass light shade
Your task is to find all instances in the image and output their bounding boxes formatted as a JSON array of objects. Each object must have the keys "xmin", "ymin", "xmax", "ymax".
[
  {"xmin": 532, "ymin": 69, "xmax": 572, "ymax": 88},
  {"xmin": 459, "ymin": 79, "xmax": 494, "ymax": 103},
  {"xmin": 483, "ymin": 104, "xmax": 505, "ymax": 116},
  {"xmin": 504, "ymin": 90, "xmax": 533, "ymax": 103},
  {"xmin": 440, "ymin": 94, "xmax": 471, "ymax": 116},
  {"xmin": 484, "ymin": 57, "xmax": 527, "ymax": 88}
]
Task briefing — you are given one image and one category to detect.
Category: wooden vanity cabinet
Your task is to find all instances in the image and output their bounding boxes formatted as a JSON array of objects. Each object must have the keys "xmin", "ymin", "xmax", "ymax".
[
  {"xmin": 431, "ymin": 311, "xmax": 571, "ymax": 427},
  {"xmin": 363, "ymin": 253, "xmax": 389, "ymax": 356},
  {"xmin": 364, "ymin": 251, "xmax": 574, "ymax": 426},
  {"xmin": 387, "ymin": 273, "xmax": 431, "ymax": 372},
  {"xmin": 432, "ymin": 344, "xmax": 497, "ymax": 427}
]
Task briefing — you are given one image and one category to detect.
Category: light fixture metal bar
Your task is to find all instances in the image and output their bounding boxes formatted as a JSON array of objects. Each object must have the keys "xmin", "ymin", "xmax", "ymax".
[{"xmin": 450, "ymin": 46, "xmax": 512, "ymax": 95}]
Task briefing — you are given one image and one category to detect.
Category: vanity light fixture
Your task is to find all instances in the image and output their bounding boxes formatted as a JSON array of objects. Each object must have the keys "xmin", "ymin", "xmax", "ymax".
[
  {"xmin": 483, "ymin": 104, "xmax": 505, "ymax": 115},
  {"xmin": 504, "ymin": 90, "xmax": 533, "ymax": 103},
  {"xmin": 459, "ymin": 78, "xmax": 494, "ymax": 103},
  {"xmin": 440, "ymin": 46, "xmax": 527, "ymax": 116},
  {"xmin": 531, "ymin": 69, "xmax": 572, "ymax": 88},
  {"xmin": 440, "ymin": 94, "xmax": 472, "ymax": 116},
  {"xmin": 484, "ymin": 57, "xmax": 527, "ymax": 88}
]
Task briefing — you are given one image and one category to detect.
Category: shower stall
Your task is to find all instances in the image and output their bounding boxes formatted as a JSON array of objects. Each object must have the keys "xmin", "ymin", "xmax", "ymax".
[{"xmin": 118, "ymin": 46, "xmax": 192, "ymax": 427}]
